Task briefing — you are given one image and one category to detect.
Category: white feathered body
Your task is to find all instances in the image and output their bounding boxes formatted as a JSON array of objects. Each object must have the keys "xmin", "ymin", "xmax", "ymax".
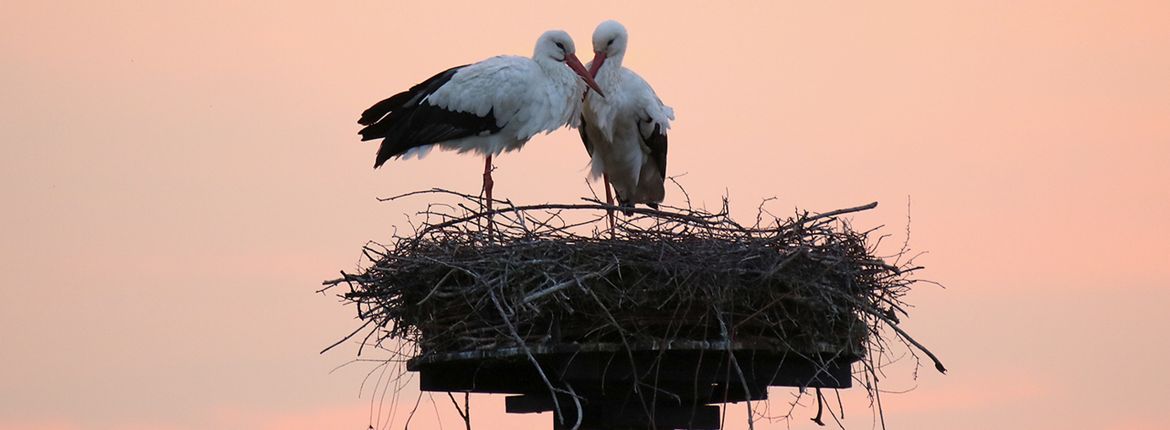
[
  {"xmin": 415, "ymin": 55, "xmax": 585, "ymax": 157},
  {"xmin": 582, "ymin": 65, "xmax": 674, "ymax": 205}
]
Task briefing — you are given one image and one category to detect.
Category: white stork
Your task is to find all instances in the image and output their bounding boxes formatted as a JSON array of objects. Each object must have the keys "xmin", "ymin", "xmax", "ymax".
[
  {"xmin": 358, "ymin": 30, "xmax": 604, "ymax": 210},
  {"xmin": 579, "ymin": 20, "xmax": 674, "ymax": 217}
]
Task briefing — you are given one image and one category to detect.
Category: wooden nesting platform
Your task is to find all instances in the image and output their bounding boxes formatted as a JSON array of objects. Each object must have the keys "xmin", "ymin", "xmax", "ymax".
[{"xmin": 407, "ymin": 341, "xmax": 858, "ymax": 430}]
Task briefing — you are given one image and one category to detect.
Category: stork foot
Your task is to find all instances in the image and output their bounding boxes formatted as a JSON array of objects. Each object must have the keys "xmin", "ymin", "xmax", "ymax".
[{"xmin": 619, "ymin": 201, "xmax": 635, "ymax": 216}]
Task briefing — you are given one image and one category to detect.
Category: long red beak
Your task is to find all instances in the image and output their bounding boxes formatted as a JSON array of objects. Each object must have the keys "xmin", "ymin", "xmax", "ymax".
[
  {"xmin": 565, "ymin": 53, "xmax": 605, "ymax": 98},
  {"xmin": 588, "ymin": 51, "xmax": 607, "ymax": 78}
]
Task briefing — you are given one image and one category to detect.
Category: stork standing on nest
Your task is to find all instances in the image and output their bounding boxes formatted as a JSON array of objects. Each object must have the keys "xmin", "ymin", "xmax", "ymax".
[
  {"xmin": 358, "ymin": 30, "xmax": 605, "ymax": 211},
  {"xmin": 579, "ymin": 20, "xmax": 674, "ymax": 221}
]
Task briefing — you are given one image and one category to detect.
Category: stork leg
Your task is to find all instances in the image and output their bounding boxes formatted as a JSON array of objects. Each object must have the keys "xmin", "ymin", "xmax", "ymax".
[
  {"xmin": 482, "ymin": 155, "xmax": 494, "ymax": 213},
  {"xmin": 482, "ymin": 155, "xmax": 495, "ymax": 236},
  {"xmin": 603, "ymin": 173, "xmax": 615, "ymax": 231}
]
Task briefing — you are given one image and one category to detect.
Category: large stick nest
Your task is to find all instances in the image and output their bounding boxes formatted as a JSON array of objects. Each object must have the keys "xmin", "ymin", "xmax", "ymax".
[{"xmin": 323, "ymin": 189, "xmax": 944, "ymax": 378}]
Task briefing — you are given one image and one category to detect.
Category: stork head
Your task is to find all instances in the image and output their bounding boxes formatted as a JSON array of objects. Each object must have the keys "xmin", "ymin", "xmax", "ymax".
[
  {"xmin": 589, "ymin": 20, "xmax": 628, "ymax": 77},
  {"xmin": 536, "ymin": 30, "xmax": 605, "ymax": 97}
]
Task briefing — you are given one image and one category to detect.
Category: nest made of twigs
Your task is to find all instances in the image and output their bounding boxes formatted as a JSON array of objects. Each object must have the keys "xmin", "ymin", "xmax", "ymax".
[{"xmin": 322, "ymin": 189, "xmax": 944, "ymax": 377}]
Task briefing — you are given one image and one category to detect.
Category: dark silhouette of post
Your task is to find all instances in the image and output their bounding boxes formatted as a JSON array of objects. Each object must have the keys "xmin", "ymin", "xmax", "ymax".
[{"xmin": 410, "ymin": 340, "xmax": 857, "ymax": 429}]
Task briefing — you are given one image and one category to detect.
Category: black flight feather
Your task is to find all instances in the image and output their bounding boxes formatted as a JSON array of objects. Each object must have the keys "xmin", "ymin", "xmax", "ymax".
[
  {"xmin": 579, "ymin": 114, "xmax": 595, "ymax": 156},
  {"xmin": 357, "ymin": 65, "xmax": 504, "ymax": 168},
  {"xmin": 643, "ymin": 122, "xmax": 668, "ymax": 180},
  {"xmin": 358, "ymin": 64, "xmax": 466, "ymax": 126}
]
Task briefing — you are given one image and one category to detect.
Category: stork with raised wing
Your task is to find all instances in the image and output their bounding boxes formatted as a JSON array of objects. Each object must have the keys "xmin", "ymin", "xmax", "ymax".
[
  {"xmin": 358, "ymin": 30, "xmax": 604, "ymax": 211},
  {"xmin": 579, "ymin": 20, "xmax": 674, "ymax": 218}
]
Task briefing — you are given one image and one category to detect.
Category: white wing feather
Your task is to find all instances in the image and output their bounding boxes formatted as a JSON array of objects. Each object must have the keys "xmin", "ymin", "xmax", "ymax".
[
  {"xmin": 585, "ymin": 68, "xmax": 673, "ymax": 141},
  {"xmin": 424, "ymin": 56, "xmax": 567, "ymax": 142}
]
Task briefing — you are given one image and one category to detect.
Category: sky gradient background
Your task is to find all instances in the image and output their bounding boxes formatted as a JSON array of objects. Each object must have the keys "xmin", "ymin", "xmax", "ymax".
[{"xmin": 2, "ymin": 1, "xmax": 1168, "ymax": 429}]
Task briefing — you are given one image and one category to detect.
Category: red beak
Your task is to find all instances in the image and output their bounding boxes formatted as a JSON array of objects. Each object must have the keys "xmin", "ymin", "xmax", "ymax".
[
  {"xmin": 588, "ymin": 51, "xmax": 607, "ymax": 78},
  {"xmin": 565, "ymin": 53, "xmax": 605, "ymax": 98}
]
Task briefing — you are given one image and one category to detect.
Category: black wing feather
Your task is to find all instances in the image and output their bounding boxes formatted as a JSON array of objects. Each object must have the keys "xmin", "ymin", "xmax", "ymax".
[
  {"xmin": 643, "ymin": 122, "xmax": 668, "ymax": 179},
  {"xmin": 358, "ymin": 65, "xmax": 503, "ymax": 168},
  {"xmin": 372, "ymin": 106, "xmax": 500, "ymax": 167},
  {"xmin": 358, "ymin": 65, "xmax": 465, "ymax": 126},
  {"xmin": 578, "ymin": 114, "xmax": 594, "ymax": 156}
]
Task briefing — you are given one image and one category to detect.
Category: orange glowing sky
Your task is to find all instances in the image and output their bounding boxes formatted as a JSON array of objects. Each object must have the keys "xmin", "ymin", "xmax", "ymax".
[{"xmin": 2, "ymin": 1, "xmax": 1168, "ymax": 429}]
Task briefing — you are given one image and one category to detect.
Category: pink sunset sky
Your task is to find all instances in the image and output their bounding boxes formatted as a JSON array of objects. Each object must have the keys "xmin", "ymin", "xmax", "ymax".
[{"xmin": 2, "ymin": 1, "xmax": 1168, "ymax": 429}]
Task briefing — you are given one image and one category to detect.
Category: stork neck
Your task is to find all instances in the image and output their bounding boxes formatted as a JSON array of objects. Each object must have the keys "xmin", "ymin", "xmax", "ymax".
[
  {"xmin": 535, "ymin": 55, "xmax": 569, "ymax": 77},
  {"xmin": 533, "ymin": 57, "xmax": 580, "ymax": 96},
  {"xmin": 598, "ymin": 53, "xmax": 625, "ymax": 74}
]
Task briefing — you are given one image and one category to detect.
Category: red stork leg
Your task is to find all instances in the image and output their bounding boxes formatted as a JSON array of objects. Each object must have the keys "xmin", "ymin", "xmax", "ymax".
[
  {"xmin": 483, "ymin": 155, "xmax": 495, "ymax": 235},
  {"xmin": 603, "ymin": 173, "xmax": 615, "ymax": 231},
  {"xmin": 482, "ymin": 155, "xmax": 494, "ymax": 212}
]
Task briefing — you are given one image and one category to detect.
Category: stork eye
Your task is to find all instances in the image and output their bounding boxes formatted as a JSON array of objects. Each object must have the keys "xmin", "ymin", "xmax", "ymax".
[
  {"xmin": 607, "ymin": 39, "xmax": 614, "ymax": 47},
  {"xmin": 554, "ymin": 42, "xmax": 565, "ymax": 50}
]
